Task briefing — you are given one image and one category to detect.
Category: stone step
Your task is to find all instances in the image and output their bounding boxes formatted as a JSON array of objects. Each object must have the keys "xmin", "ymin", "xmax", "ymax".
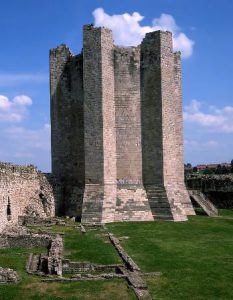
[
  {"xmin": 152, "ymin": 206, "xmax": 171, "ymax": 215},
  {"xmin": 147, "ymin": 195, "xmax": 167, "ymax": 199},
  {"xmin": 148, "ymin": 198, "xmax": 169, "ymax": 202},
  {"xmin": 147, "ymin": 191, "xmax": 166, "ymax": 195},
  {"xmin": 189, "ymin": 190, "xmax": 218, "ymax": 217},
  {"xmin": 153, "ymin": 214, "xmax": 173, "ymax": 220},
  {"xmin": 149, "ymin": 204, "xmax": 170, "ymax": 209}
]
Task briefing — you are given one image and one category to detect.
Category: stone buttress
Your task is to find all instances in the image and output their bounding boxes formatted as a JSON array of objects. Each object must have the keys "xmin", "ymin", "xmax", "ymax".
[
  {"xmin": 81, "ymin": 25, "xmax": 117, "ymax": 223},
  {"xmin": 141, "ymin": 31, "xmax": 195, "ymax": 221}
]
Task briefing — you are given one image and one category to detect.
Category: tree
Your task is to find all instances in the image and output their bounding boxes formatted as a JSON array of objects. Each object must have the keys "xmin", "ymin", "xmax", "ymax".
[
  {"xmin": 221, "ymin": 165, "xmax": 228, "ymax": 174},
  {"xmin": 203, "ymin": 167, "xmax": 214, "ymax": 175},
  {"xmin": 216, "ymin": 164, "xmax": 222, "ymax": 174},
  {"xmin": 193, "ymin": 167, "xmax": 198, "ymax": 173}
]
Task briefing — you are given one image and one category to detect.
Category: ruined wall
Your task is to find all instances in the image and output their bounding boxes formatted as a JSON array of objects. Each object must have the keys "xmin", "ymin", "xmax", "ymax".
[
  {"xmin": 186, "ymin": 174, "xmax": 233, "ymax": 209},
  {"xmin": 50, "ymin": 45, "xmax": 84, "ymax": 217},
  {"xmin": 0, "ymin": 163, "xmax": 55, "ymax": 233}
]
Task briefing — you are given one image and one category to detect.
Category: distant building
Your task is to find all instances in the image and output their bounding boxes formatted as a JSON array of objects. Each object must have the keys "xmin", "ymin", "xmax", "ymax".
[{"xmin": 195, "ymin": 163, "xmax": 231, "ymax": 172}]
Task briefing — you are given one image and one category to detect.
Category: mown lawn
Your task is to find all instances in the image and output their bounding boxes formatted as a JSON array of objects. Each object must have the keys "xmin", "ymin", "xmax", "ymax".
[
  {"xmin": 107, "ymin": 215, "xmax": 233, "ymax": 300},
  {"xmin": 0, "ymin": 227, "xmax": 134, "ymax": 300},
  {"xmin": 0, "ymin": 214, "xmax": 233, "ymax": 299},
  {"xmin": 219, "ymin": 208, "xmax": 233, "ymax": 217},
  {"xmin": 33, "ymin": 224, "xmax": 121, "ymax": 264}
]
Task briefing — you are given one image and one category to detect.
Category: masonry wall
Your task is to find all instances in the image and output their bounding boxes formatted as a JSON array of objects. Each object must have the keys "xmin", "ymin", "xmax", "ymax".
[
  {"xmin": 141, "ymin": 31, "xmax": 194, "ymax": 220},
  {"xmin": 50, "ymin": 45, "xmax": 84, "ymax": 217},
  {"xmin": 0, "ymin": 163, "xmax": 55, "ymax": 233},
  {"xmin": 82, "ymin": 25, "xmax": 117, "ymax": 223},
  {"xmin": 113, "ymin": 46, "xmax": 153, "ymax": 221},
  {"xmin": 186, "ymin": 174, "xmax": 233, "ymax": 209},
  {"xmin": 114, "ymin": 46, "xmax": 142, "ymax": 184}
]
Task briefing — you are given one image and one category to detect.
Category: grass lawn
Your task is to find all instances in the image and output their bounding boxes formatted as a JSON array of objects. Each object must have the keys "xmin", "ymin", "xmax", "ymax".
[
  {"xmin": 0, "ymin": 214, "xmax": 233, "ymax": 299},
  {"xmin": 32, "ymin": 224, "xmax": 121, "ymax": 264},
  {"xmin": 0, "ymin": 228, "xmax": 134, "ymax": 300},
  {"xmin": 219, "ymin": 208, "xmax": 233, "ymax": 217},
  {"xmin": 107, "ymin": 215, "xmax": 233, "ymax": 300}
]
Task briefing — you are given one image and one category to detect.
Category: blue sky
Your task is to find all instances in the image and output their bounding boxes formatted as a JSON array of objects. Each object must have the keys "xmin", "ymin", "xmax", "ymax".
[{"xmin": 0, "ymin": 0, "xmax": 233, "ymax": 172}]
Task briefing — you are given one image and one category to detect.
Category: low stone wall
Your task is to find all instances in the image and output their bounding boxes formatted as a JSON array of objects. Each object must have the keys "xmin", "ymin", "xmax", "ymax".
[
  {"xmin": 18, "ymin": 216, "xmax": 60, "ymax": 226},
  {"xmin": 186, "ymin": 174, "xmax": 233, "ymax": 209},
  {"xmin": 186, "ymin": 174, "xmax": 233, "ymax": 192},
  {"xmin": 0, "ymin": 233, "xmax": 51, "ymax": 248},
  {"xmin": 62, "ymin": 260, "xmax": 122, "ymax": 274}
]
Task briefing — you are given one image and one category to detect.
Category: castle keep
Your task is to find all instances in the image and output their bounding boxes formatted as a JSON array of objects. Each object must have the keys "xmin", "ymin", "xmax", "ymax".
[{"xmin": 50, "ymin": 24, "xmax": 195, "ymax": 223}]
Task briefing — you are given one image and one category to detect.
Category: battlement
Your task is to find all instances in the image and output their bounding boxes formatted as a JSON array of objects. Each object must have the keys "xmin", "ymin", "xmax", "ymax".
[
  {"xmin": 83, "ymin": 24, "xmax": 113, "ymax": 34},
  {"xmin": 144, "ymin": 30, "xmax": 172, "ymax": 39}
]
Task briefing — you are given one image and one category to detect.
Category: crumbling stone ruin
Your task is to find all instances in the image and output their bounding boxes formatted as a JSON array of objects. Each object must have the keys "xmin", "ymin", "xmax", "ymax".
[
  {"xmin": 0, "ymin": 163, "xmax": 55, "ymax": 232},
  {"xmin": 0, "ymin": 267, "xmax": 20, "ymax": 284},
  {"xmin": 50, "ymin": 24, "xmax": 195, "ymax": 223}
]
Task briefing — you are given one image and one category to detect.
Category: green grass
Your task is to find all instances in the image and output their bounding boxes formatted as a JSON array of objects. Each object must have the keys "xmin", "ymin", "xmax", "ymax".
[
  {"xmin": 1, "ymin": 214, "xmax": 233, "ymax": 299},
  {"xmin": 0, "ymin": 236, "xmax": 134, "ymax": 300},
  {"xmin": 219, "ymin": 208, "xmax": 233, "ymax": 217},
  {"xmin": 33, "ymin": 224, "xmax": 121, "ymax": 264},
  {"xmin": 107, "ymin": 215, "xmax": 233, "ymax": 300}
]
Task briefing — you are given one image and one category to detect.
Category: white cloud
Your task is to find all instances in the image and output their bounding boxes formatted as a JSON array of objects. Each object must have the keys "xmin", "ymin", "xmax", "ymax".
[
  {"xmin": 0, "ymin": 95, "xmax": 32, "ymax": 122},
  {"xmin": 0, "ymin": 123, "xmax": 51, "ymax": 171},
  {"xmin": 0, "ymin": 73, "xmax": 47, "ymax": 87},
  {"xmin": 184, "ymin": 100, "xmax": 233, "ymax": 133},
  {"xmin": 93, "ymin": 8, "xmax": 194, "ymax": 58},
  {"xmin": 5, "ymin": 123, "xmax": 51, "ymax": 152},
  {"xmin": 13, "ymin": 95, "xmax": 32, "ymax": 106},
  {"xmin": 185, "ymin": 139, "xmax": 218, "ymax": 148}
]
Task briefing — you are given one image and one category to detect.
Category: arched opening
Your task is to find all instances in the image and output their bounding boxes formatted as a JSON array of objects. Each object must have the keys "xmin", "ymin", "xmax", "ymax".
[{"xmin": 7, "ymin": 197, "xmax": 12, "ymax": 221}]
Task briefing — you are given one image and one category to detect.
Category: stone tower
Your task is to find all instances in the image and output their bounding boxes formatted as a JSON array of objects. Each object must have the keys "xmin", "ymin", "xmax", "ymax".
[{"xmin": 50, "ymin": 24, "xmax": 195, "ymax": 223}]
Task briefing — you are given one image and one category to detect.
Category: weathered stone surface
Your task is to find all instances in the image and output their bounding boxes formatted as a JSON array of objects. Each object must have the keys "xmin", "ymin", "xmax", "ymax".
[
  {"xmin": 0, "ymin": 267, "xmax": 20, "ymax": 284},
  {"xmin": 0, "ymin": 232, "xmax": 51, "ymax": 249},
  {"xmin": 50, "ymin": 44, "xmax": 84, "ymax": 218},
  {"xmin": 188, "ymin": 190, "xmax": 218, "ymax": 216},
  {"xmin": 109, "ymin": 233, "xmax": 140, "ymax": 272},
  {"xmin": 48, "ymin": 234, "xmax": 63, "ymax": 276},
  {"xmin": 62, "ymin": 260, "xmax": 122, "ymax": 274},
  {"xmin": 0, "ymin": 162, "xmax": 55, "ymax": 233}
]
